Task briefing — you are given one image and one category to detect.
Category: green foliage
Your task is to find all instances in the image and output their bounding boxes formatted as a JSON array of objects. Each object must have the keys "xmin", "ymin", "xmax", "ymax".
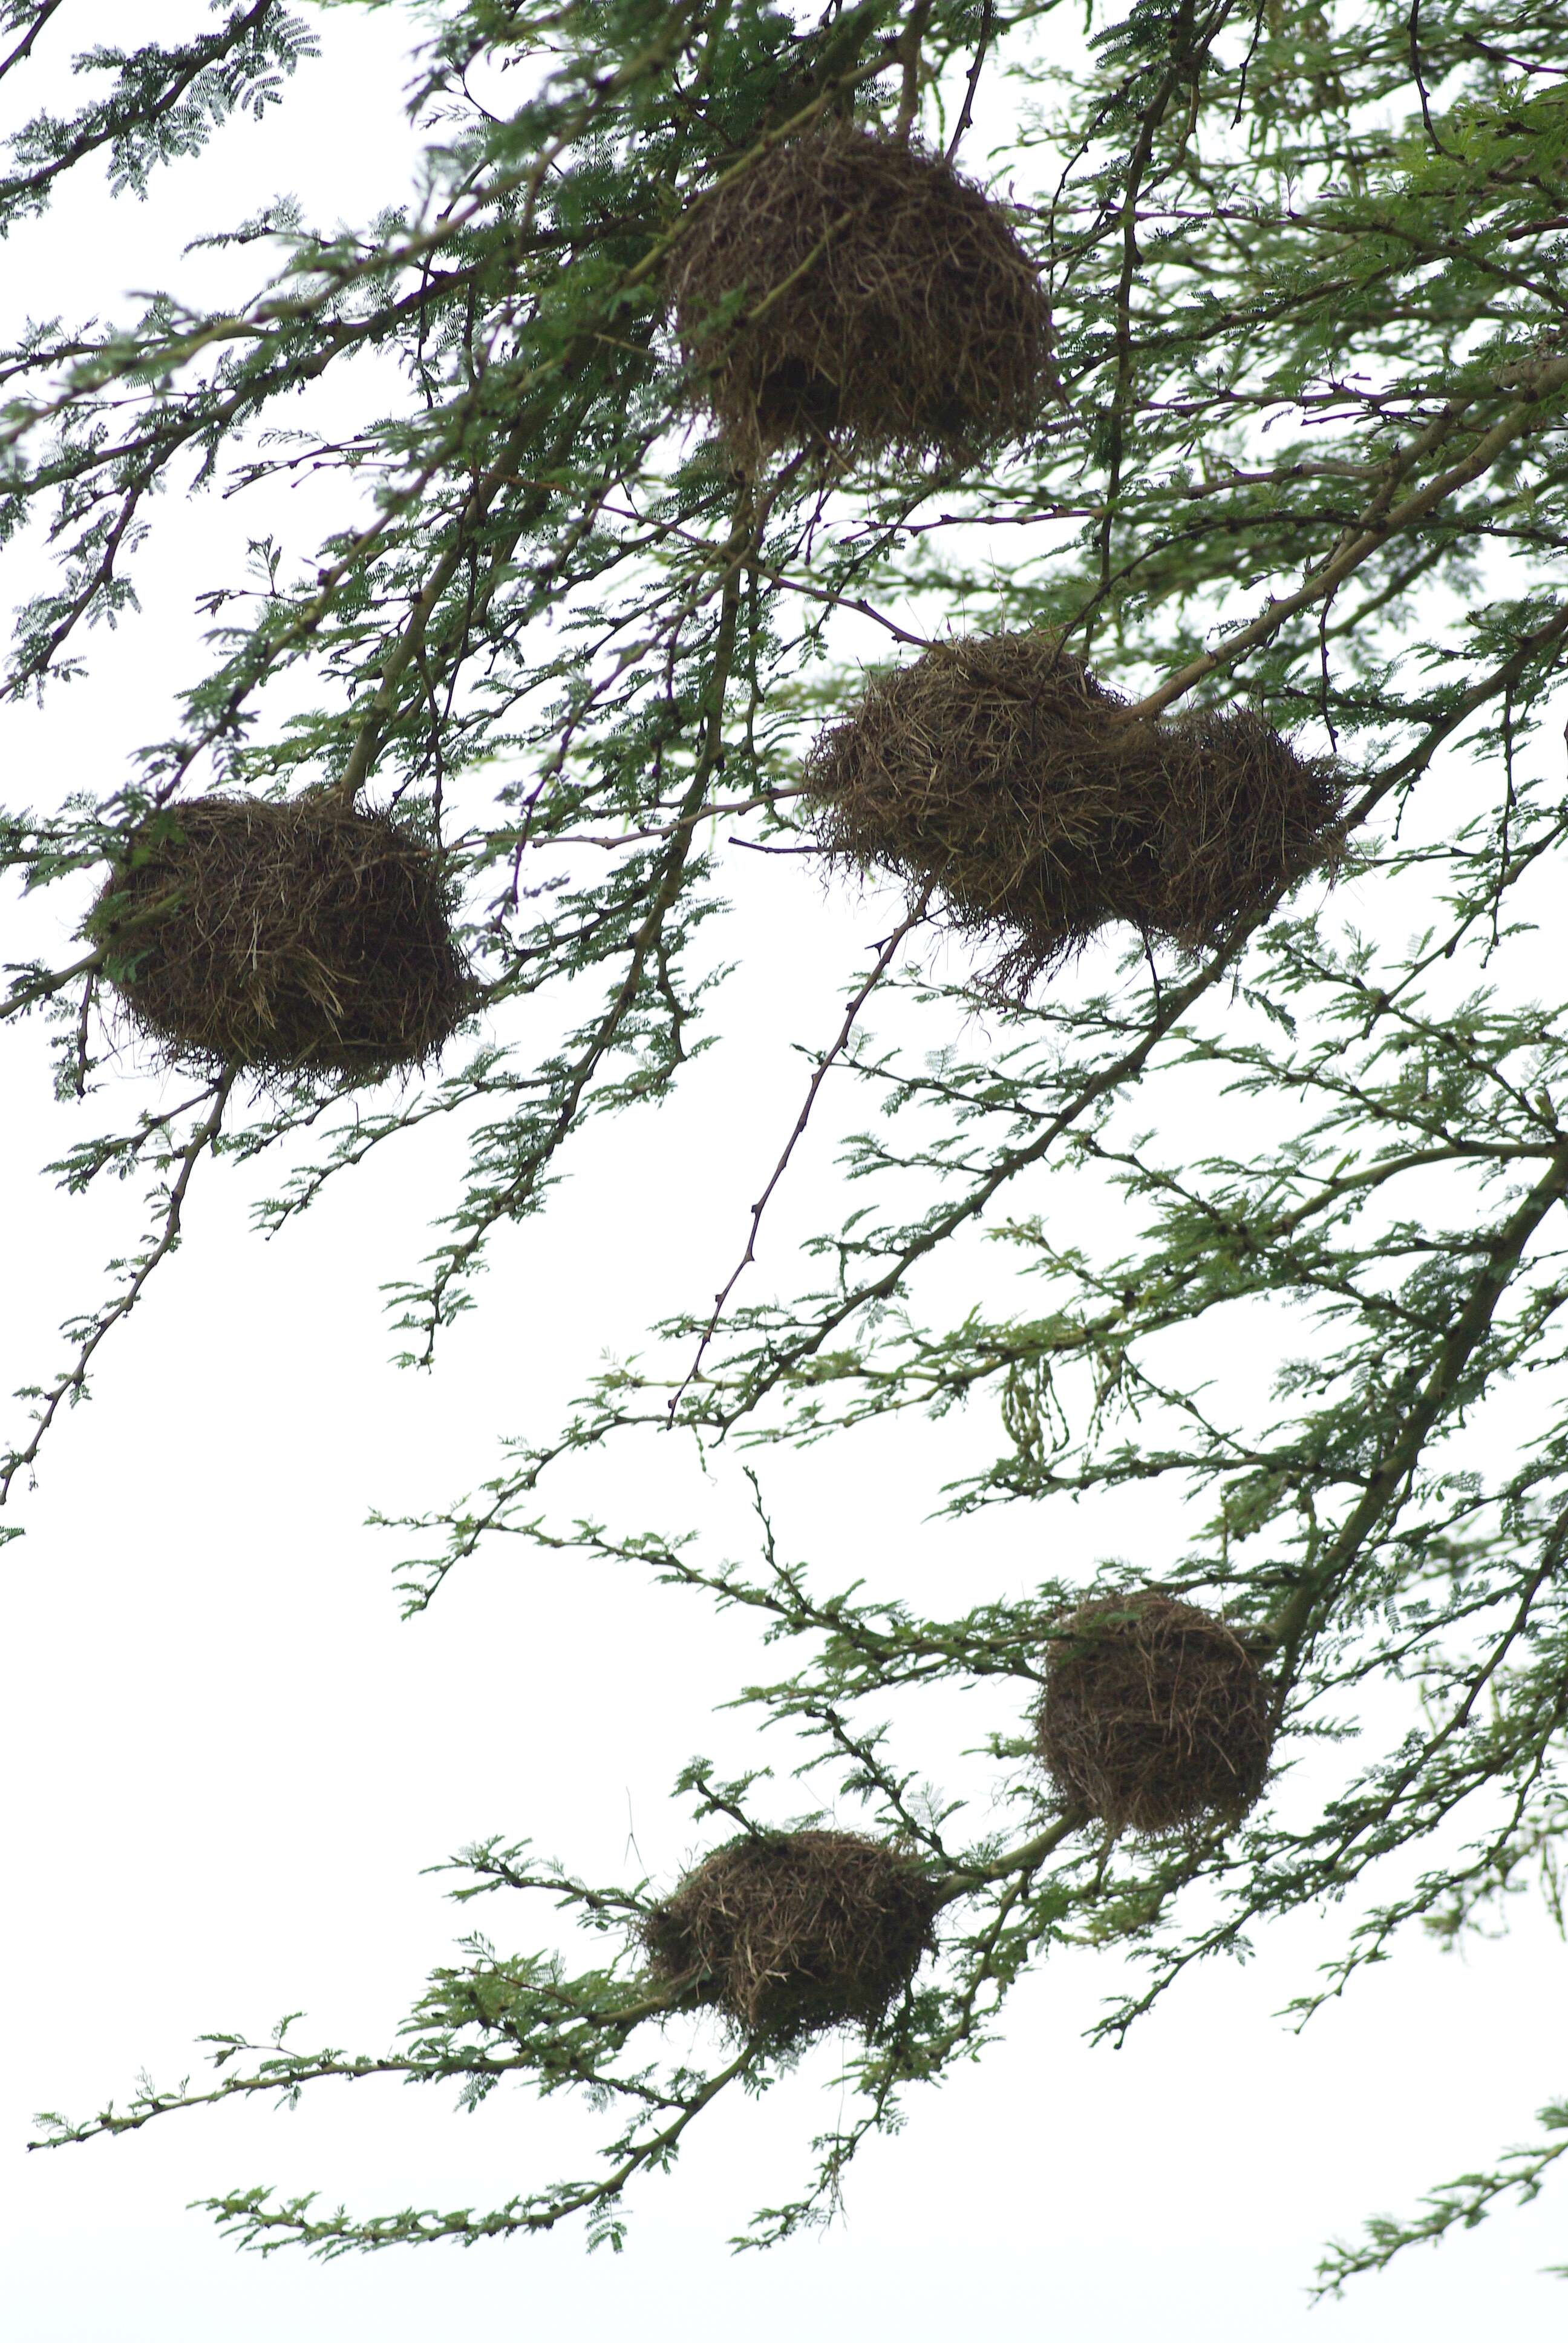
[
  {"xmin": 0, "ymin": 3, "xmax": 320, "ymax": 231},
  {"xmin": 6, "ymin": 0, "xmax": 1568, "ymax": 2291},
  {"xmin": 1316, "ymin": 2099, "xmax": 1568, "ymax": 2294}
]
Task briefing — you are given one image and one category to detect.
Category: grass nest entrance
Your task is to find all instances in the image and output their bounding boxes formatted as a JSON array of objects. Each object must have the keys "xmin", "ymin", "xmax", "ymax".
[
  {"xmin": 1036, "ymin": 1591, "xmax": 1274, "ymax": 1838},
  {"xmin": 803, "ymin": 632, "xmax": 1342, "ymax": 991},
  {"xmin": 670, "ymin": 125, "xmax": 1052, "ymax": 464},
  {"xmin": 91, "ymin": 795, "xmax": 472, "ymax": 1081},
  {"xmin": 642, "ymin": 1829, "xmax": 939, "ymax": 2042}
]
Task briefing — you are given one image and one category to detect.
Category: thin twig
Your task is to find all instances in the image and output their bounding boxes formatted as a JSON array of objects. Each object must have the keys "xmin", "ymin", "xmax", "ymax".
[
  {"xmin": 1128, "ymin": 361, "xmax": 1568, "ymax": 718},
  {"xmin": 1408, "ymin": 0, "xmax": 1455, "ymax": 157},
  {"xmin": 946, "ymin": 0, "xmax": 995, "ymax": 158},
  {"xmin": 0, "ymin": 0, "xmax": 65, "ymax": 85},
  {"xmin": 669, "ymin": 884, "xmax": 935, "ymax": 1415},
  {"xmin": 1, "ymin": 1072, "xmax": 235, "ymax": 1507}
]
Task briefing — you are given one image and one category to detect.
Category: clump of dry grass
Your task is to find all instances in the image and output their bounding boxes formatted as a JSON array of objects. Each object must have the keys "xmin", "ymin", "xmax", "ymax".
[
  {"xmin": 803, "ymin": 632, "xmax": 1342, "ymax": 990},
  {"xmin": 642, "ymin": 1829, "xmax": 939, "ymax": 2041},
  {"xmin": 670, "ymin": 125, "xmax": 1053, "ymax": 465},
  {"xmin": 90, "ymin": 795, "xmax": 473, "ymax": 1081},
  {"xmin": 1036, "ymin": 1591, "xmax": 1275, "ymax": 1838}
]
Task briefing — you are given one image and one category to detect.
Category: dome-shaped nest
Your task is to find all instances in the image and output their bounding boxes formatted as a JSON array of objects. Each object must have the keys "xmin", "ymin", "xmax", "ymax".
[
  {"xmin": 642, "ymin": 1828, "xmax": 939, "ymax": 2042},
  {"xmin": 670, "ymin": 125, "xmax": 1053, "ymax": 465},
  {"xmin": 90, "ymin": 795, "xmax": 473, "ymax": 1081},
  {"xmin": 1036, "ymin": 1591, "xmax": 1274, "ymax": 1838},
  {"xmin": 802, "ymin": 632, "xmax": 1341, "ymax": 988},
  {"xmin": 802, "ymin": 632, "xmax": 1342, "ymax": 991}
]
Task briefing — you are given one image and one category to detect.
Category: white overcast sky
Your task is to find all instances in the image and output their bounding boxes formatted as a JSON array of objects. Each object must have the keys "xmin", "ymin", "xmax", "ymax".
[{"xmin": 1, "ymin": 6, "xmax": 1564, "ymax": 2337}]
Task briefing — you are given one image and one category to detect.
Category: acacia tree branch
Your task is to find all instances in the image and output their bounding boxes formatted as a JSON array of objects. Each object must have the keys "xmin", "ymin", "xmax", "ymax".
[
  {"xmin": 1267, "ymin": 1147, "xmax": 1568, "ymax": 1688},
  {"xmin": 406, "ymin": 483, "xmax": 767, "ymax": 1362},
  {"xmin": 1313, "ymin": 2103, "xmax": 1568, "ymax": 2294},
  {"xmin": 0, "ymin": 2, "xmax": 299, "ymax": 221},
  {"xmin": 1130, "ymin": 361, "xmax": 1568, "ymax": 716},
  {"xmin": 670, "ymin": 881, "xmax": 935, "ymax": 1412},
  {"xmin": 0, "ymin": 1, "xmax": 65, "ymax": 87},
  {"xmin": 945, "ymin": 0, "xmax": 994, "ymax": 158},
  {"xmin": 0, "ymin": 1072, "xmax": 234, "ymax": 1507}
]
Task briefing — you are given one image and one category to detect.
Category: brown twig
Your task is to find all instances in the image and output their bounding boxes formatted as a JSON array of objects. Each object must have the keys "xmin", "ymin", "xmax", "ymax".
[
  {"xmin": 1128, "ymin": 360, "xmax": 1568, "ymax": 718},
  {"xmin": 1, "ymin": 1072, "xmax": 235, "ymax": 1508},
  {"xmin": 946, "ymin": 0, "xmax": 995, "ymax": 158},
  {"xmin": 669, "ymin": 883, "xmax": 935, "ymax": 1415}
]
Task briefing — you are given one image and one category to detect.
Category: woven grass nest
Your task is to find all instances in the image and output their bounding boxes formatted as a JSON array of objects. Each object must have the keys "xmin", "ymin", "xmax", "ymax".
[
  {"xmin": 1036, "ymin": 1591, "xmax": 1274, "ymax": 1838},
  {"xmin": 803, "ymin": 632, "xmax": 1343, "ymax": 991},
  {"xmin": 90, "ymin": 795, "xmax": 472, "ymax": 1080},
  {"xmin": 670, "ymin": 125, "xmax": 1052, "ymax": 464},
  {"xmin": 642, "ymin": 1828, "xmax": 939, "ymax": 2041}
]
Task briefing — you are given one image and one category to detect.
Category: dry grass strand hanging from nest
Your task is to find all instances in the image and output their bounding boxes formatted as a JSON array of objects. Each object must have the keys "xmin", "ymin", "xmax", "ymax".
[
  {"xmin": 670, "ymin": 125, "xmax": 1053, "ymax": 465},
  {"xmin": 642, "ymin": 1828, "xmax": 939, "ymax": 2041},
  {"xmin": 802, "ymin": 632, "xmax": 1342, "ymax": 991},
  {"xmin": 1036, "ymin": 1590, "xmax": 1274, "ymax": 1838},
  {"xmin": 91, "ymin": 795, "xmax": 474, "ymax": 1081}
]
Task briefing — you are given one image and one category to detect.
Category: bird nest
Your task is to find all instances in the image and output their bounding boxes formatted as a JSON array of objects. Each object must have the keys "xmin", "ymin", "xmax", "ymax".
[
  {"xmin": 1036, "ymin": 1591, "xmax": 1274, "ymax": 1839},
  {"xmin": 670, "ymin": 125, "xmax": 1052, "ymax": 465},
  {"xmin": 642, "ymin": 1828, "xmax": 939, "ymax": 2042},
  {"xmin": 90, "ymin": 794, "xmax": 473, "ymax": 1081},
  {"xmin": 802, "ymin": 632, "xmax": 1343, "ymax": 991}
]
